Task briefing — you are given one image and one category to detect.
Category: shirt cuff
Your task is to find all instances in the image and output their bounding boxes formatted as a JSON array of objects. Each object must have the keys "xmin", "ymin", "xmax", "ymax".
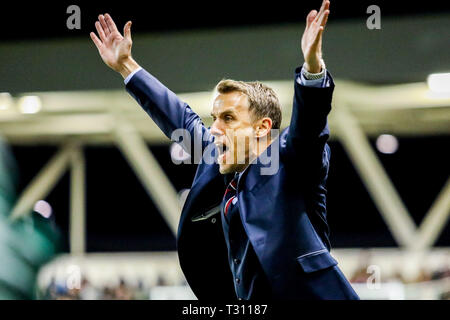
[
  {"xmin": 296, "ymin": 67, "xmax": 328, "ymax": 88},
  {"xmin": 124, "ymin": 67, "xmax": 143, "ymax": 85}
]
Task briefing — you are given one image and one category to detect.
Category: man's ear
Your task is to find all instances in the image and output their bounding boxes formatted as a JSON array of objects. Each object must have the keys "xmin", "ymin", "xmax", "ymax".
[{"xmin": 254, "ymin": 117, "xmax": 272, "ymax": 138}]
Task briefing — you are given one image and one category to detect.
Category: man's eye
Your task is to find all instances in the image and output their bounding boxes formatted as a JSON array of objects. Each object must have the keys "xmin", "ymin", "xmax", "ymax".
[{"xmin": 224, "ymin": 116, "xmax": 233, "ymax": 121}]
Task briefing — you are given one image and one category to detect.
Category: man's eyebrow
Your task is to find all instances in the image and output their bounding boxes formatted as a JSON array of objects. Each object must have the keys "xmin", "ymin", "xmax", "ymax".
[{"xmin": 210, "ymin": 109, "xmax": 237, "ymax": 117}]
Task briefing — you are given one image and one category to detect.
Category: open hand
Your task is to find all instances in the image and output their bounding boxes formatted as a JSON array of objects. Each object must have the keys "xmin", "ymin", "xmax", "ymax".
[
  {"xmin": 301, "ymin": 0, "xmax": 330, "ymax": 73},
  {"xmin": 90, "ymin": 14, "xmax": 139, "ymax": 78}
]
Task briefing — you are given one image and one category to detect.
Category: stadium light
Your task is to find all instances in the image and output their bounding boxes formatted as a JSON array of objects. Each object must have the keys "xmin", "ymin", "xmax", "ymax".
[
  {"xmin": 427, "ymin": 73, "xmax": 450, "ymax": 93},
  {"xmin": 0, "ymin": 92, "xmax": 12, "ymax": 110},
  {"xmin": 18, "ymin": 95, "xmax": 42, "ymax": 114},
  {"xmin": 33, "ymin": 200, "xmax": 52, "ymax": 218},
  {"xmin": 376, "ymin": 134, "xmax": 399, "ymax": 154}
]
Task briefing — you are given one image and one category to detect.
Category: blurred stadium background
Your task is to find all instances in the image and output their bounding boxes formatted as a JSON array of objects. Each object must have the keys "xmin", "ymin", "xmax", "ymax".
[{"xmin": 0, "ymin": 1, "xmax": 449, "ymax": 300}]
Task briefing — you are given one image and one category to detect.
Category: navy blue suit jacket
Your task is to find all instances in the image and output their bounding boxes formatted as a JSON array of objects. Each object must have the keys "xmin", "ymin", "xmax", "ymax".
[{"xmin": 125, "ymin": 67, "xmax": 359, "ymax": 300}]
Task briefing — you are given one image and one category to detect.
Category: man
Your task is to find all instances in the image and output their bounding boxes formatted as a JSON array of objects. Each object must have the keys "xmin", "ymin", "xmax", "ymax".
[{"xmin": 90, "ymin": 0, "xmax": 359, "ymax": 300}]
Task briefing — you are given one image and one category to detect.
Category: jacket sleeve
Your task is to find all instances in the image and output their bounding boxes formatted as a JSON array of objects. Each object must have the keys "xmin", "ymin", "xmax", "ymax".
[
  {"xmin": 281, "ymin": 67, "xmax": 334, "ymax": 180},
  {"xmin": 125, "ymin": 69, "xmax": 213, "ymax": 162}
]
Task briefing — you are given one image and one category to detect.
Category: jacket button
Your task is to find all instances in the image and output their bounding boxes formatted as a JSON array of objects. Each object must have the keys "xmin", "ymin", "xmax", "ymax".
[
  {"xmin": 233, "ymin": 258, "xmax": 240, "ymax": 264},
  {"xmin": 235, "ymin": 278, "xmax": 240, "ymax": 284},
  {"xmin": 211, "ymin": 218, "xmax": 216, "ymax": 224}
]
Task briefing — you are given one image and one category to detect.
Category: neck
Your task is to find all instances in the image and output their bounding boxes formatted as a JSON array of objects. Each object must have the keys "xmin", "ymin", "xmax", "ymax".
[{"xmin": 240, "ymin": 136, "xmax": 274, "ymax": 172}]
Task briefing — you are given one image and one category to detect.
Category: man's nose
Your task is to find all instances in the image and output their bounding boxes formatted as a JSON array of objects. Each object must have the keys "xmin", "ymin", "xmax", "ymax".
[{"xmin": 210, "ymin": 121, "xmax": 223, "ymax": 137}]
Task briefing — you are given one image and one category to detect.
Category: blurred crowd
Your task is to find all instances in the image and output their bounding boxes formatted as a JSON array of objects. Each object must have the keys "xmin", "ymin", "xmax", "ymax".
[
  {"xmin": 40, "ymin": 262, "xmax": 450, "ymax": 300},
  {"xmin": 350, "ymin": 260, "xmax": 450, "ymax": 300},
  {"xmin": 38, "ymin": 248, "xmax": 450, "ymax": 300},
  {"xmin": 350, "ymin": 264, "xmax": 450, "ymax": 284},
  {"xmin": 41, "ymin": 275, "xmax": 176, "ymax": 300}
]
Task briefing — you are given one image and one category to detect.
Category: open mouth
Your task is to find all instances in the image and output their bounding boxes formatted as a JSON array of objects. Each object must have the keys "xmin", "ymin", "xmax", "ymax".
[{"xmin": 216, "ymin": 142, "xmax": 230, "ymax": 164}]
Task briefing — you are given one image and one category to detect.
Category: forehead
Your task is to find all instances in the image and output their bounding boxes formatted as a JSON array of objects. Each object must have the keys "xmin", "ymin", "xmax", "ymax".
[{"xmin": 212, "ymin": 91, "xmax": 249, "ymax": 115}]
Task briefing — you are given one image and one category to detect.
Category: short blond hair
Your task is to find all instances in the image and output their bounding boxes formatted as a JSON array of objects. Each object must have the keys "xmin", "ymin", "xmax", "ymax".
[{"xmin": 215, "ymin": 79, "xmax": 282, "ymax": 130}]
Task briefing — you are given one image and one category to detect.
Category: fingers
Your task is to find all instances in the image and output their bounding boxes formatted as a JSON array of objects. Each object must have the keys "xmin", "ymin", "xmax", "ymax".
[
  {"xmin": 320, "ymin": 10, "xmax": 329, "ymax": 27},
  {"xmin": 95, "ymin": 21, "xmax": 107, "ymax": 42},
  {"xmin": 123, "ymin": 21, "xmax": 132, "ymax": 41},
  {"xmin": 306, "ymin": 10, "xmax": 318, "ymax": 28},
  {"xmin": 99, "ymin": 15, "xmax": 110, "ymax": 36},
  {"xmin": 318, "ymin": 0, "xmax": 328, "ymax": 15},
  {"xmin": 315, "ymin": 1, "xmax": 330, "ymax": 23},
  {"xmin": 90, "ymin": 32, "xmax": 103, "ymax": 50},
  {"xmin": 105, "ymin": 13, "xmax": 119, "ymax": 34},
  {"xmin": 310, "ymin": 1, "xmax": 330, "ymax": 32}
]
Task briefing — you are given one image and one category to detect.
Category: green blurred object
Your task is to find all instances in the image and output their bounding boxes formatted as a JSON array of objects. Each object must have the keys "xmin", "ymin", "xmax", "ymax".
[{"xmin": 0, "ymin": 137, "xmax": 61, "ymax": 299}]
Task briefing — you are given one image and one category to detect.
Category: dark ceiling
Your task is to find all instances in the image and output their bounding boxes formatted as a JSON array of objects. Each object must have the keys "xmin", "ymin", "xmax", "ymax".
[{"xmin": 2, "ymin": 1, "xmax": 450, "ymax": 41}]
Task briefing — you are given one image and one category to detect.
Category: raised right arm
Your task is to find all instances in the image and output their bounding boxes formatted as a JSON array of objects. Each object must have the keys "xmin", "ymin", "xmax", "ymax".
[
  {"xmin": 90, "ymin": 13, "xmax": 213, "ymax": 161},
  {"xmin": 124, "ymin": 68, "xmax": 213, "ymax": 161}
]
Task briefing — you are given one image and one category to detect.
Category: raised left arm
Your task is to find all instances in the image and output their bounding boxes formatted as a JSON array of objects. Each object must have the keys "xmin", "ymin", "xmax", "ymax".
[{"xmin": 283, "ymin": 0, "xmax": 332, "ymax": 175}]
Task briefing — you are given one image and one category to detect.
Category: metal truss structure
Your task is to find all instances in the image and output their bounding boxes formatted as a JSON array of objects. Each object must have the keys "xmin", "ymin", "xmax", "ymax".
[{"xmin": 1, "ymin": 79, "xmax": 449, "ymax": 255}]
